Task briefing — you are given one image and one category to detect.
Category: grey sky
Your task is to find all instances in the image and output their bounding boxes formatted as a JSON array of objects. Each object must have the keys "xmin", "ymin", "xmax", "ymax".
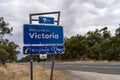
[{"xmin": 0, "ymin": 0, "xmax": 120, "ymax": 59}]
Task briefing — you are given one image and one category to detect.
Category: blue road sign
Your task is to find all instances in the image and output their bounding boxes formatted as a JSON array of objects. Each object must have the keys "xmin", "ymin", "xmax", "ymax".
[
  {"xmin": 23, "ymin": 46, "xmax": 65, "ymax": 54},
  {"xmin": 39, "ymin": 16, "xmax": 54, "ymax": 24},
  {"xmin": 23, "ymin": 24, "xmax": 64, "ymax": 44}
]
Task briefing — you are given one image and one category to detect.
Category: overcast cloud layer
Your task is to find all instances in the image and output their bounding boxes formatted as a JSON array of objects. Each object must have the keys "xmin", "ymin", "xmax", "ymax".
[{"xmin": 0, "ymin": 0, "xmax": 120, "ymax": 59}]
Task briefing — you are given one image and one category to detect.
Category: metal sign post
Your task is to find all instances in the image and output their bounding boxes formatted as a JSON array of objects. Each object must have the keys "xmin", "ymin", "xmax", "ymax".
[
  {"xmin": 30, "ymin": 54, "xmax": 33, "ymax": 80},
  {"xmin": 50, "ymin": 12, "xmax": 60, "ymax": 80},
  {"xmin": 29, "ymin": 15, "xmax": 33, "ymax": 80}
]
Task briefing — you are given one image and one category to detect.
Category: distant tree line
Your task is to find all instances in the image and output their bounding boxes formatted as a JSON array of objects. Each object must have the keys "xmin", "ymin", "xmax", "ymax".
[
  {"xmin": 60, "ymin": 26, "xmax": 120, "ymax": 61},
  {"xmin": 0, "ymin": 17, "xmax": 20, "ymax": 65},
  {"xmin": 18, "ymin": 26, "xmax": 120, "ymax": 62}
]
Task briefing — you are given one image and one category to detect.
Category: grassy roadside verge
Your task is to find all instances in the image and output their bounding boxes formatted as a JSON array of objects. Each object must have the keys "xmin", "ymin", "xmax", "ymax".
[{"xmin": 0, "ymin": 63, "xmax": 70, "ymax": 80}]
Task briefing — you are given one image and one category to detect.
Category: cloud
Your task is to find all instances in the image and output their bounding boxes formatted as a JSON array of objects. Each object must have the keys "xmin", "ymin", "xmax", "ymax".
[{"xmin": 50, "ymin": 0, "xmax": 119, "ymax": 36}]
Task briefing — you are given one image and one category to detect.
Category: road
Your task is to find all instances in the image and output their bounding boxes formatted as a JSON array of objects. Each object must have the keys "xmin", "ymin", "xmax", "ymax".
[
  {"xmin": 19, "ymin": 62, "xmax": 120, "ymax": 75},
  {"xmin": 54, "ymin": 62, "xmax": 120, "ymax": 75}
]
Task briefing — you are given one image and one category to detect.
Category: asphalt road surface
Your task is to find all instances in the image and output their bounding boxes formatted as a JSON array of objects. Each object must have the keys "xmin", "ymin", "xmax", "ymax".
[{"xmin": 19, "ymin": 62, "xmax": 120, "ymax": 75}]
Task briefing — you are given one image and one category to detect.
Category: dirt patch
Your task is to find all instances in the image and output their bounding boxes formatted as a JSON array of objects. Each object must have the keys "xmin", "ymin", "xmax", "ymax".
[{"xmin": 0, "ymin": 63, "xmax": 70, "ymax": 80}]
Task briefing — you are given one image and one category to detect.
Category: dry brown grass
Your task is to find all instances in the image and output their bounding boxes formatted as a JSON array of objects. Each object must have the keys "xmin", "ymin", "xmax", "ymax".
[{"xmin": 0, "ymin": 63, "xmax": 70, "ymax": 80}]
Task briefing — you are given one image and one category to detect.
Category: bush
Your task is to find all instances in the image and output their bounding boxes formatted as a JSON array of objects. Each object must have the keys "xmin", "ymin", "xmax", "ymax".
[{"xmin": 0, "ymin": 49, "xmax": 8, "ymax": 65}]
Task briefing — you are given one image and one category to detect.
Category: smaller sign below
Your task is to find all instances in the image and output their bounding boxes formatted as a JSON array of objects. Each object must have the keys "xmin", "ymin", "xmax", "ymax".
[
  {"xmin": 40, "ymin": 54, "xmax": 47, "ymax": 59},
  {"xmin": 39, "ymin": 16, "xmax": 54, "ymax": 24},
  {"xmin": 23, "ymin": 46, "xmax": 64, "ymax": 54}
]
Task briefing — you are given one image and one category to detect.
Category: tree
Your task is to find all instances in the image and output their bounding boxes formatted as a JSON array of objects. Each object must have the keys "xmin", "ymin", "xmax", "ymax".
[
  {"xmin": 18, "ymin": 55, "xmax": 30, "ymax": 62},
  {"xmin": 86, "ymin": 29, "xmax": 102, "ymax": 60},
  {"xmin": 0, "ymin": 48, "xmax": 8, "ymax": 65},
  {"xmin": 57, "ymin": 34, "xmax": 88, "ymax": 60},
  {"xmin": 0, "ymin": 17, "xmax": 19, "ymax": 65},
  {"xmin": 99, "ymin": 40, "xmax": 111, "ymax": 60},
  {"xmin": 115, "ymin": 27, "xmax": 120, "ymax": 36},
  {"xmin": 100, "ymin": 27, "xmax": 111, "ymax": 39},
  {"xmin": 2, "ymin": 40, "xmax": 20, "ymax": 62},
  {"xmin": 87, "ymin": 29, "xmax": 102, "ymax": 47},
  {"xmin": 0, "ymin": 17, "xmax": 13, "ymax": 39}
]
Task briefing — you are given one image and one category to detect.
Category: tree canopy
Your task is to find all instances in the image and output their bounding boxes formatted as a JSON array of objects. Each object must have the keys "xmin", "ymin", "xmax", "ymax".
[{"xmin": 0, "ymin": 17, "xmax": 20, "ymax": 65}]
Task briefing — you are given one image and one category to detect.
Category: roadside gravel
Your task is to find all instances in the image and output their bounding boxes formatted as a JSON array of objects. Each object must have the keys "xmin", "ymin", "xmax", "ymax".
[{"xmin": 67, "ymin": 70, "xmax": 120, "ymax": 80}]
